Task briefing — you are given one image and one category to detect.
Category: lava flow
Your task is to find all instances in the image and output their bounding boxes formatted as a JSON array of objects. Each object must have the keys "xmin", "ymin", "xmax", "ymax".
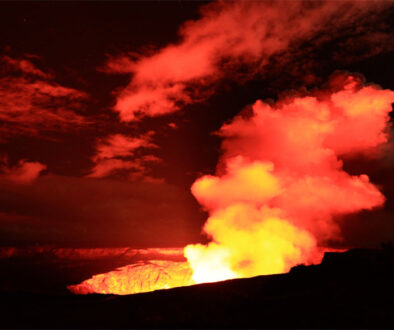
[
  {"xmin": 68, "ymin": 260, "xmax": 193, "ymax": 295},
  {"xmin": 69, "ymin": 73, "xmax": 394, "ymax": 295}
]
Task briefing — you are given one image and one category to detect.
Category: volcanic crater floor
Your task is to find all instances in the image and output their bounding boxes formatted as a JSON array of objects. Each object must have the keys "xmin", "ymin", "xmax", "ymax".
[{"xmin": 0, "ymin": 247, "xmax": 393, "ymax": 328}]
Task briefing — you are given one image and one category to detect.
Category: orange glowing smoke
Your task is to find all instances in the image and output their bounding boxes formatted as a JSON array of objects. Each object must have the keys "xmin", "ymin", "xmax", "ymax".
[{"xmin": 69, "ymin": 74, "xmax": 394, "ymax": 295}]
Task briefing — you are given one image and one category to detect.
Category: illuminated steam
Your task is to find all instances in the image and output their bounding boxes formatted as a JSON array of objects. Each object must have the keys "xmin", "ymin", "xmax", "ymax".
[{"xmin": 184, "ymin": 74, "xmax": 394, "ymax": 283}]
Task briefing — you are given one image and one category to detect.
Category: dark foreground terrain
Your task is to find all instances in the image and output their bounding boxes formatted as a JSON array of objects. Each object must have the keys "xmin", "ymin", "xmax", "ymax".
[{"xmin": 1, "ymin": 247, "xmax": 393, "ymax": 329}]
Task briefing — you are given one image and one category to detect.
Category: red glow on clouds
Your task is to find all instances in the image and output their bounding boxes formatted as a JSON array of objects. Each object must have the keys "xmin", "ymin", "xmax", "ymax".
[
  {"xmin": 0, "ymin": 55, "xmax": 88, "ymax": 140},
  {"xmin": 0, "ymin": 155, "xmax": 46, "ymax": 184},
  {"xmin": 94, "ymin": 133, "xmax": 157, "ymax": 160},
  {"xmin": 2, "ymin": 55, "xmax": 50, "ymax": 79},
  {"xmin": 105, "ymin": 0, "xmax": 390, "ymax": 121},
  {"xmin": 87, "ymin": 133, "xmax": 162, "ymax": 181}
]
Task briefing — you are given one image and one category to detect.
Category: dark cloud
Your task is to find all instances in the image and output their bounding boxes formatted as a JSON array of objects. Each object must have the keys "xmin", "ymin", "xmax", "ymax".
[{"xmin": 0, "ymin": 174, "xmax": 205, "ymax": 247}]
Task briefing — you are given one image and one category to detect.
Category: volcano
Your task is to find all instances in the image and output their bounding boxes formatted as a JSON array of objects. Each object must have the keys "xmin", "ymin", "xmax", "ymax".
[
  {"xmin": 0, "ymin": 1, "xmax": 394, "ymax": 328},
  {"xmin": 68, "ymin": 73, "xmax": 394, "ymax": 296},
  {"xmin": 1, "ymin": 247, "xmax": 394, "ymax": 328}
]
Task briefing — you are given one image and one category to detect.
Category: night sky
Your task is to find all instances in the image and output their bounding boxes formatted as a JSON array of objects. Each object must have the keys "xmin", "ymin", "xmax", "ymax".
[{"xmin": 0, "ymin": 0, "xmax": 394, "ymax": 250}]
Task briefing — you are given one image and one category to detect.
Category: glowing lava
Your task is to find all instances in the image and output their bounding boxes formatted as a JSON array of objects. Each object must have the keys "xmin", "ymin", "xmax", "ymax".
[
  {"xmin": 69, "ymin": 74, "xmax": 394, "ymax": 295},
  {"xmin": 68, "ymin": 260, "xmax": 193, "ymax": 295}
]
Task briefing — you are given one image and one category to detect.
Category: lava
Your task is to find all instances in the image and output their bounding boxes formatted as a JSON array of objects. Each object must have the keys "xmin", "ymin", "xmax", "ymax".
[
  {"xmin": 68, "ymin": 260, "xmax": 193, "ymax": 295},
  {"xmin": 69, "ymin": 73, "xmax": 394, "ymax": 295}
]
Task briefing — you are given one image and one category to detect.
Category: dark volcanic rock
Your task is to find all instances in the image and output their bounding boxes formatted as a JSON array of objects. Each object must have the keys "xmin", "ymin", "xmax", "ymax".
[{"xmin": 0, "ymin": 247, "xmax": 393, "ymax": 329}]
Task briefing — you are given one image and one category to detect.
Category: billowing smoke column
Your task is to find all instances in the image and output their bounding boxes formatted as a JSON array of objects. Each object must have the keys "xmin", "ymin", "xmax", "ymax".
[
  {"xmin": 69, "ymin": 74, "xmax": 394, "ymax": 295},
  {"xmin": 185, "ymin": 73, "xmax": 394, "ymax": 284}
]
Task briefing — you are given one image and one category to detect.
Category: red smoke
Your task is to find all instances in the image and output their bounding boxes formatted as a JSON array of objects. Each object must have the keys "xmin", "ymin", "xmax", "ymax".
[
  {"xmin": 105, "ymin": 0, "xmax": 391, "ymax": 121},
  {"xmin": 70, "ymin": 73, "xmax": 394, "ymax": 294},
  {"xmin": 185, "ymin": 74, "xmax": 393, "ymax": 283}
]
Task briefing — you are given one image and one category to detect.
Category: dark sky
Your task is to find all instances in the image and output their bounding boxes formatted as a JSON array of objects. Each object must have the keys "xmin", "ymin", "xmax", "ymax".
[{"xmin": 0, "ymin": 0, "xmax": 393, "ymax": 249}]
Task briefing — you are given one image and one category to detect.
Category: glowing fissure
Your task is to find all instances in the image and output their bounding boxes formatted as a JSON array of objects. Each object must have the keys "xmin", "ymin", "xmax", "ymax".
[{"xmin": 69, "ymin": 74, "xmax": 394, "ymax": 295}]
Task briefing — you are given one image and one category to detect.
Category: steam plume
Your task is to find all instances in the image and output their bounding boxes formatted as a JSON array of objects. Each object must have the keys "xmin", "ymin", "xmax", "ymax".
[{"xmin": 185, "ymin": 74, "xmax": 394, "ymax": 283}]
